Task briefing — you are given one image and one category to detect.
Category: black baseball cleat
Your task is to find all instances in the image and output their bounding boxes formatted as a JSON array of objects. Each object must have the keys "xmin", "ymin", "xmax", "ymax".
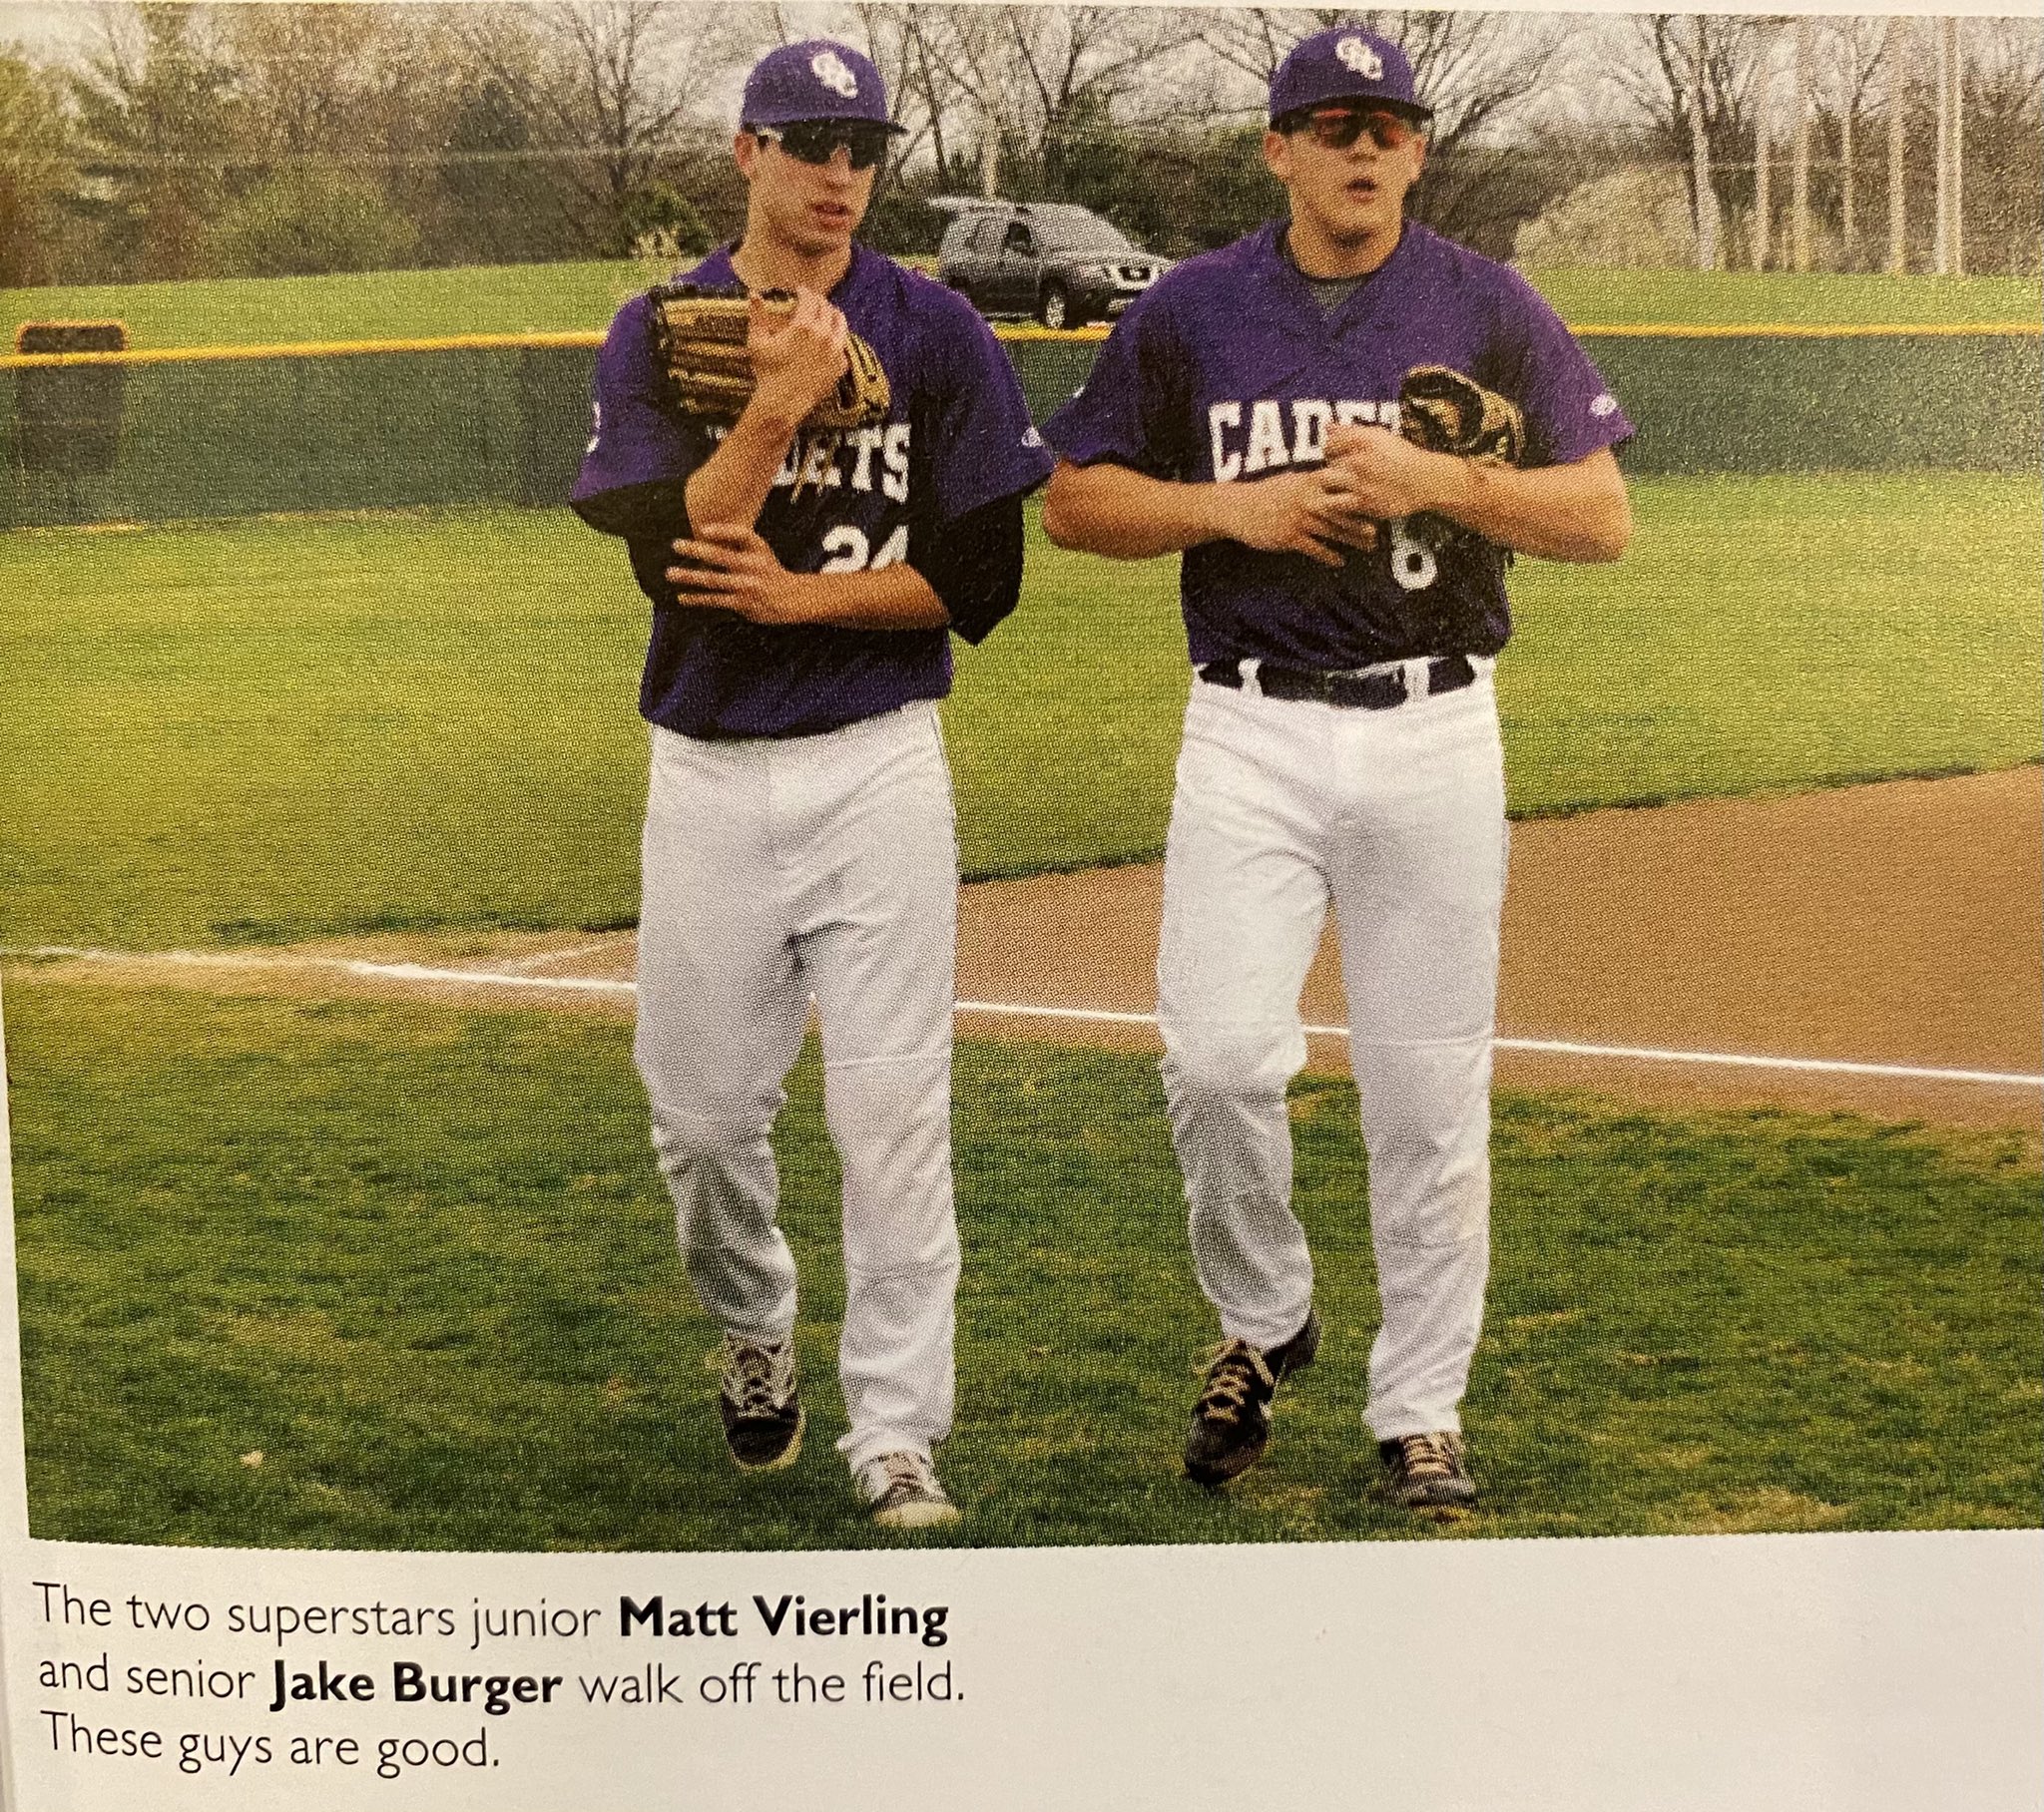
[
  {"xmin": 1182, "ymin": 1308, "xmax": 1321, "ymax": 1486},
  {"xmin": 718, "ymin": 1333, "xmax": 804, "ymax": 1471},
  {"xmin": 1376, "ymin": 1431, "xmax": 1477, "ymax": 1510}
]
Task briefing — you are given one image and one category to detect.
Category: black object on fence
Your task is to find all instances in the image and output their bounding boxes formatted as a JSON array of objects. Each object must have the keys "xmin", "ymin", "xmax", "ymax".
[{"xmin": 13, "ymin": 321, "xmax": 130, "ymax": 478}]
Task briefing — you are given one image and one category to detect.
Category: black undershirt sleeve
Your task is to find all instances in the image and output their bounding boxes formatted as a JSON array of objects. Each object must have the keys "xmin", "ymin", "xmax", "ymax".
[
  {"xmin": 571, "ymin": 477, "xmax": 694, "ymax": 611},
  {"xmin": 625, "ymin": 535, "xmax": 684, "ymax": 611},
  {"xmin": 570, "ymin": 475, "xmax": 691, "ymax": 544},
  {"xmin": 911, "ymin": 493, "xmax": 1026, "ymax": 647}
]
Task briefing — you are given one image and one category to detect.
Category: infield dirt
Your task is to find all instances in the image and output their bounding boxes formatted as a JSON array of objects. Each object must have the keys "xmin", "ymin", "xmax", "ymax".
[{"xmin": 14, "ymin": 767, "xmax": 2040, "ymax": 1132}]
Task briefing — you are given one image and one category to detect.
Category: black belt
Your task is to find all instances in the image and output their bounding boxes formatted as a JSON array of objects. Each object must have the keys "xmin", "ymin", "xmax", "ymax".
[{"xmin": 1197, "ymin": 653, "xmax": 1477, "ymax": 710}]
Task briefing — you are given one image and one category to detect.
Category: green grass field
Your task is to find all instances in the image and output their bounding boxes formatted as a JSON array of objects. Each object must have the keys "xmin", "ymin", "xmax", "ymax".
[
  {"xmin": 9, "ymin": 983, "xmax": 2037, "ymax": 1551},
  {"xmin": 6, "ymin": 261, "xmax": 2038, "ymax": 352},
  {"xmin": 2, "ymin": 474, "xmax": 2037, "ymax": 949},
  {"xmin": 1521, "ymin": 267, "xmax": 2042, "ymax": 329}
]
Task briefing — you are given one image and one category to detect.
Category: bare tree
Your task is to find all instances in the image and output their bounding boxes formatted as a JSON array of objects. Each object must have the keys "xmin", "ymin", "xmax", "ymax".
[
  {"xmin": 456, "ymin": 2, "xmax": 743, "ymax": 252},
  {"xmin": 1822, "ymin": 17, "xmax": 1887, "ymax": 270},
  {"xmin": 1686, "ymin": 15, "xmax": 1719, "ymax": 268},
  {"xmin": 838, "ymin": 4, "xmax": 957, "ymax": 204},
  {"xmin": 897, "ymin": 5, "xmax": 1201, "ymax": 197},
  {"xmin": 1607, "ymin": 14, "xmax": 1769, "ymax": 269},
  {"xmin": 1959, "ymin": 15, "xmax": 2044, "ymax": 273}
]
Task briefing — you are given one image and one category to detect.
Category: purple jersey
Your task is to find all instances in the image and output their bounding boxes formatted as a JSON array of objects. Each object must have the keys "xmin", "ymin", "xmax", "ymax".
[
  {"xmin": 1044, "ymin": 222, "xmax": 1633, "ymax": 671},
  {"xmin": 574, "ymin": 243, "xmax": 1052, "ymax": 738}
]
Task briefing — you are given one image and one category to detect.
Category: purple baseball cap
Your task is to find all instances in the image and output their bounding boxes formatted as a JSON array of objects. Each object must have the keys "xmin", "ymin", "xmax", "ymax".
[
  {"xmin": 1269, "ymin": 27, "xmax": 1431, "ymax": 125},
  {"xmin": 741, "ymin": 39, "xmax": 900, "ymax": 130}
]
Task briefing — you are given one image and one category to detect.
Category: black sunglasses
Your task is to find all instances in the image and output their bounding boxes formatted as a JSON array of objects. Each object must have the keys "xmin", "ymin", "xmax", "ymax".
[
  {"xmin": 1280, "ymin": 104, "xmax": 1424, "ymax": 152},
  {"xmin": 754, "ymin": 120, "xmax": 892, "ymax": 171}
]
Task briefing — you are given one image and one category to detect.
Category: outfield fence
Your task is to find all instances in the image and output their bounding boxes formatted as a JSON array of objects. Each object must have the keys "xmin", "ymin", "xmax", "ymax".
[{"xmin": 2, "ymin": 323, "xmax": 2037, "ymax": 531}]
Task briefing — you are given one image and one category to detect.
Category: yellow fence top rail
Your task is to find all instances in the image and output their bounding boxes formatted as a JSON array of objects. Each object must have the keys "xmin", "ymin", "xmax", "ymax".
[
  {"xmin": 1571, "ymin": 320, "xmax": 2043, "ymax": 339},
  {"xmin": 0, "ymin": 319, "xmax": 2036, "ymax": 369},
  {"xmin": 0, "ymin": 330, "xmax": 605, "ymax": 370}
]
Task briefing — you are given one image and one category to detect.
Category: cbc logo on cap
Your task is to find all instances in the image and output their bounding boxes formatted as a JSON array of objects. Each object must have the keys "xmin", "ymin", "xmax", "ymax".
[
  {"xmin": 1335, "ymin": 36, "xmax": 1384, "ymax": 80},
  {"xmin": 810, "ymin": 50, "xmax": 859, "ymax": 98}
]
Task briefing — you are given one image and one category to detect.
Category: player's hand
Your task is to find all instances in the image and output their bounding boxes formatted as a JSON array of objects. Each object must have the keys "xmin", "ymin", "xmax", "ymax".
[
  {"xmin": 1323, "ymin": 422, "xmax": 1467, "ymax": 520},
  {"xmin": 667, "ymin": 524, "xmax": 819, "ymax": 625},
  {"xmin": 746, "ymin": 287, "xmax": 849, "ymax": 425},
  {"xmin": 1211, "ymin": 467, "xmax": 1379, "ymax": 567}
]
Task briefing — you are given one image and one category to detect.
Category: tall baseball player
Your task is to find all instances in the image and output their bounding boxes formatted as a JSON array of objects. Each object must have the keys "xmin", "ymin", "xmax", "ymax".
[
  {"xmin": 1042, "ymin": 27, "xmax": 1632, "ymax": 1509},
  {"xmin": 571, "ymin": 40, "xmax": 1051, "ymax": 1528}
]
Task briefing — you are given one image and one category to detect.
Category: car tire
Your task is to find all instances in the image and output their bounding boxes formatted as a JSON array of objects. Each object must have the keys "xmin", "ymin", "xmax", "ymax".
[{"xmin": 1037, "ymin": 281, "xmax": 1077, "ymax": 330}]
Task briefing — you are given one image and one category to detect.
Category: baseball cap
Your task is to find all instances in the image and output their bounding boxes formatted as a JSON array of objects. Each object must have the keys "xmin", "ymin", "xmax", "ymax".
[
  {"xmin": 1269, "ymin": 28, "xmax": 1431, "ymax": 125},
  {"xmin": 741, "ymin": 39, "xmax": 901, "ymax": 131}
]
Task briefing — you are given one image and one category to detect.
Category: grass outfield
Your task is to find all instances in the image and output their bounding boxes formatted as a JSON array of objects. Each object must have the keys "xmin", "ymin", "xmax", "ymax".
[
  {"xmin": 5, "ymin": 262, "xmax": 2038, "ymax": 351},
  {"xmin": 8, "ymin": 982, "xmax": 2037, "ymax": 1550},
  {"xmin": 1, "ymin": 260, "xmax": 651, "ymax": 351},
  {"xmin": 1521, "ymin": 268, "xmax": 2043, "ymax": 329},
  {"xmin": 2, "ymin": 474, "xmax": 2038, "ymax": 949}
]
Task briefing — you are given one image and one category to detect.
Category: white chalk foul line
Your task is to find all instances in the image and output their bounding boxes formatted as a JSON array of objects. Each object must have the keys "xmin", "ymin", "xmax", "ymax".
[
  {"xmin": 496, "ymin": 940, "xmax": 628, "ymax": 974},
  {"xmin": 9, "ymin": 946, "xmax": 2040, "ymax": 1091},
  {"xmin": 953, "ymin": 1002, "xmax": 2043, "ymax": 1089},
  {"xmin": 7, "ymin": 944, "xmax": 638, "ymax": 998},
  {"xmin": 1490, "ymin": 1036, "xmax": 2042, "ymax": 1089}
]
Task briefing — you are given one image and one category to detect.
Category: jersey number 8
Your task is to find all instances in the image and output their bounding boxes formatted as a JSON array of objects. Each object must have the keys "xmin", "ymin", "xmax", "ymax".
[{"xmin": 1388, "ymin": 519, "xmax": 1438, "ymax": 593}]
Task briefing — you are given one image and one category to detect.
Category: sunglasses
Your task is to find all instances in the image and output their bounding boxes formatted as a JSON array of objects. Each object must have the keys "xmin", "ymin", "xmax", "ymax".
[
  {"xmin": 1283, "ymin": 105, "xmax": 1422, "ymax": 152},
  {"xmin": 754, "ymin": 120, "xmax": 892, "ymax": 171}
]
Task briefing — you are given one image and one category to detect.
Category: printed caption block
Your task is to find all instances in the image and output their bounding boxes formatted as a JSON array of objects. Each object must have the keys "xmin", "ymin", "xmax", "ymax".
[
  {"xmin": 6, "ymin": 1535, "xmax": 2040, "ymax": 1811},
  {"xmin": 10, "ymin": 1549, "xmax": 993, "ymax": 1810}
]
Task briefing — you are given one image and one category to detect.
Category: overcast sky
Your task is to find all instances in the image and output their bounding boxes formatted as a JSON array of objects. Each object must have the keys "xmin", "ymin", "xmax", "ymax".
[{"xmin": 0, "ymin": 2, "xmax": 105, "ymax": 58}]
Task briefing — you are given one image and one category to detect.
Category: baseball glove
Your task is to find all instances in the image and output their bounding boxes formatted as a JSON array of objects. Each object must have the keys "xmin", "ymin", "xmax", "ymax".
[
  {"xmin": 1391, "ymin": 365, "xmax": 1525, "ymax": 570},
  {"xmin": 1396, "ymin": 365, "xmax": 1525, "ymax": 467},
  {"xmin": 649, "ymin": 283, "xmax": 890, "ymax": 432}
]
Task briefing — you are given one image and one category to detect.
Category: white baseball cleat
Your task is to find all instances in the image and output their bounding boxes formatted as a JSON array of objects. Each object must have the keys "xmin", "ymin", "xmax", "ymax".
[{"xmin": 857, "ymin": 1451, "xmax": 960, "ymax": 1529}]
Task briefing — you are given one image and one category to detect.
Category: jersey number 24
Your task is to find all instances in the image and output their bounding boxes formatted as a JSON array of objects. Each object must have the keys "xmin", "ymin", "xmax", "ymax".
[{"xmin": 819, "ymin": 524, "xmax": 910, "ymax": 574}]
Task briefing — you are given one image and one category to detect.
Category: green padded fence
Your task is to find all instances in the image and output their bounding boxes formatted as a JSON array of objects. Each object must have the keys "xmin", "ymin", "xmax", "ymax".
[
  {"xmin": 1, "ymin": 343, "xmax": 564, "ymax": 529},
  {"xmin": 3, "ymin": 327, "xmax": 2037, "ymax": 531},
  {"xmin": 1583, "ymin": 330, "xmax": 2042, "ymax": 475}
]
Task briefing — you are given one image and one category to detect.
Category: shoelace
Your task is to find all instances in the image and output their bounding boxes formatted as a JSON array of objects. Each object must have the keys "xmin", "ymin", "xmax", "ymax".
[
  {"xmin": 1194, "ymin": 1340, "xmax": 1276, "ymax": 1427},
  {"xmin": 1394, "ymin": 1434, "xmax": 1461, "ymax": 1479},
  {"xmin": 723, "ymin": 1341, "xmax": 786, "ymax": 1416},
  {"xmin": 874, "ymin": 1454, "xmax": 933, "ymax": 1501}
]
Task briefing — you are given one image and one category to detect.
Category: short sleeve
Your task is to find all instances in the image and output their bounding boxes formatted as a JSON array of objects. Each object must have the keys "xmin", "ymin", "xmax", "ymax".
[
  {"xmin": 917, "ymin": 299, "xmax": 1056, "ymax": 522},
  {"xmin": 1486, "ymin": 271, "xmax": 1633, "ymax": 469},
  {"xmin": 1041, "ymin": 289, "xmax": 1194, "ymax": 480},
  {"xmin": 570, "ymin": 291, "xmax": 713, "ymax": 539}
]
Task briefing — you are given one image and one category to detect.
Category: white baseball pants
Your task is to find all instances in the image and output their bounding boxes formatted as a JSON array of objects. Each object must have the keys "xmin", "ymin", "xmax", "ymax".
[
  {"xmin": 634, "ymin": 702, "xmax": 960, "ymax": 1475},
  {"xmin": 1157, "ymin": 668, "xmax": 1507, "ymax": 1440}
]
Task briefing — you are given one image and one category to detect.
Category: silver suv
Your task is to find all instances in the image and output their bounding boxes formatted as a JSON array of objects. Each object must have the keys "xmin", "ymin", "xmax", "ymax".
[{"xmin": 935, "ymin": 202, "xmax": 1170, "ymax": 328}]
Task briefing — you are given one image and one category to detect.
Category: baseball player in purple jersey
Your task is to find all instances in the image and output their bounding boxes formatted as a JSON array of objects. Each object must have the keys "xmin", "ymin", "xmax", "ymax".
[
  {"xmin": 571, "ymin": 40, "xmax": 1051, "ymax": 1528},
  {"xmin": 1042, "ymin": 27, "xmax": 1633, "ymax": 1509}
]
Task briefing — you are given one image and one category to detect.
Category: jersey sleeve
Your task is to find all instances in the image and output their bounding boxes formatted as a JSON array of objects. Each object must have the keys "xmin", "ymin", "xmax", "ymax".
[
  {"xmin": 916, "ymin": 296, "xmax": 1056, "ymax": 523},
  {"xmin": 1485, "ymin": 270, "xmax": 1634, "ymax": 469},
  {"xmin": 570, "ymin": 290, "xmax": 712, "ymax": 540},
  {"xmin": 1040, "ymin": 288, "xmax": 1195, "ymax": 480}
]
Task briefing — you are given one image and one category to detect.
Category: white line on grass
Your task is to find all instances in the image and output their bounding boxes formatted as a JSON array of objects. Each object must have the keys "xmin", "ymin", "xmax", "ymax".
[
  {"xmin": 8, "ymin": 944, "xmax": 638, "ymax": 997},
  {"xmin": 954, "ymin": 1001, "xmax": 2042, "ymax": 1088},
  {"xmin": 11, "ymin": 943, "xmax": 2042, "ymax": 1091},
  {"xmin": 495, "ymin": 941, "xmax": 627, "ymax": 974}
]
